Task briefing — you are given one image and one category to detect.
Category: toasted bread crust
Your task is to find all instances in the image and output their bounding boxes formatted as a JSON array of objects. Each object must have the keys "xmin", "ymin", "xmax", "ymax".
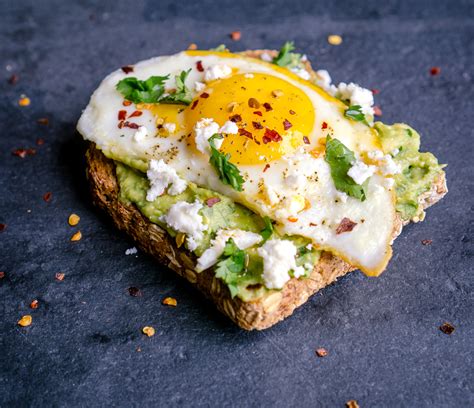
[{"xmin": 83, "ymin": 50, "xmax": 447, "ymax": 330}]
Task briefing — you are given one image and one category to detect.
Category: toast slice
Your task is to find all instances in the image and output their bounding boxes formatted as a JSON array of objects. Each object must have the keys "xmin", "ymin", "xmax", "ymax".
[{"xmin": 84, "ymin": 49, "xmax": 447, "ymax": 330}]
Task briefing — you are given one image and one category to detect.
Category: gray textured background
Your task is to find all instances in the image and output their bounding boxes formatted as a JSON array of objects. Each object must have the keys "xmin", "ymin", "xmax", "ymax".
[{"xmin": 1, "ymin": 1, "xmax": 473, "ymax": 406}]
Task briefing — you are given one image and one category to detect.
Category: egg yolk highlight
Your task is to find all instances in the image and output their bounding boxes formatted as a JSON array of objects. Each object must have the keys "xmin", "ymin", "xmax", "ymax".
[{"xmin": 186, "ymin": 73, "xmax": 315, "ymax": 165}]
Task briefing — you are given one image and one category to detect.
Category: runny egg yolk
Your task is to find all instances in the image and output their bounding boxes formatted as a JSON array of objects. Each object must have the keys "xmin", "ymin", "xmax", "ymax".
[{"xmin": 186, "ymin": 73, "xmax": 315, "ymax": 165}]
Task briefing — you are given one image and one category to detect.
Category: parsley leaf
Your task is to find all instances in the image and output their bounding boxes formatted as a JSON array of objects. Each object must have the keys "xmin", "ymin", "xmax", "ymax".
[
  {"xmin": 215, "ymin": 238, "xmax": 246, "ymax": 298},
  {"xmin": 260, "ymin": 216, "xmax": 274, "ymax": 241},
  {"xmin": 158, "ymin": 69, "xmax": 193, "ymax": 105},
  {"xmin": 208, "ymin": 134, "xmax": 244, "ymax": 192},
  {"xmin": 272, "ymin": 41, "xmax": 302, "ymax": 68},
  {"xmin": 324, "ymin": 136, "xmax": 368, "ymax": 201},
  {"xmin": 344, "ymin": 105, "xmax": 369, "ymax": 126},
  {"xmin": 116, "ymin": 76, "xmax": 169, "ymax": 104}
]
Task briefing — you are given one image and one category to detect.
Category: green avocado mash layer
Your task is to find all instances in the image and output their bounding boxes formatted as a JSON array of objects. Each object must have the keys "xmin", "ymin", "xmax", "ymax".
[{"xmin": 114, "ymin": 122, "xmax": 443, "ymax": 301}]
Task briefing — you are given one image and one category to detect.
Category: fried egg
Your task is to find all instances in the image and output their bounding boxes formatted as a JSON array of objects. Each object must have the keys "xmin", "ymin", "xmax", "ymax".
[{"xmin": 78, "ymin": 50, "xmax": 396, "ymax": 275}]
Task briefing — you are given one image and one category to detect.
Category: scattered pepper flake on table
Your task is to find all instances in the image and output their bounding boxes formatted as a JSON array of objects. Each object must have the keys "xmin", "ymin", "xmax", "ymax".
[
  {"xmin": 346, "ymin": 400, "xmax": 360, "ymax": 408},
  {"xmin": 37, "ymin": 117, "xmax": 49, "ymax": 125},
  {"xmin": 12, "ymin": 148, "xmax": 36, "ymax": 158},
  {"xmin": 373, "ymin": 106, "xmax": 382, "ymax": 117},
  {"xmin": 371, "ymin": 88, "xmax": 380, "ymax": 95},
  {"xmin": 421, "ymin": 239, "xmax": 433, "ymax": 246},
  {"xmin": 36, "ymin": 138, "xmax": 45, "ymax": 146},
  {"xmin": 71, "ymin": 231, "xmax": 82, "ymax": 242},
  {"xmin": 439, "ymin": 322, "xmax": 455, "ymax": 335},
  {"xmin": 315, "ymin": 348, "xmax": 328, "ymax": 357},
  {"xmin": 8, "ymin": 74, "xmax": 19, "ymax": 84},
  {"xmin": 162, "ymin": 297, "xmax": 177, "ymax": 307},
  {"xmin": 0, "ymin": 271, "xmax": 5, "ymax": 279},
  {"xmin": 68, "ymin": 213, "xmax": 80, "ymax": 226},
  {"xmin": 30, "ymin": 300, "xmax": 39, "ymax": 309},
  {"xmin": 0, "ymin": 223, "xmax": 6, "ymax": 232},
  {"xmin": 43, "ymin": 192, "xmax": 52, "ymax": 202},
  {"xmin": 229, "ymin": 31, "xmax": 241, "ymax": 41},
  {"xmin": 430, "ymin": 66, "xmax": 441, "ymax": 76},
  {"xmin": 55, "ymin": 272, "xmax": 65, "ymax": 281},
  {"xmin": 121, "ymin": 65, "xmax": 134, "ymax": 74},
  {"xmin": 328, "ymin": 34, "xmax": 343, "ymax": 45},
  {"xmin": 142, "ymin": 326, "xmax": 155, "ymax": 337},
  {"xmin": 18, "ymin": 315, "xmax": 32, "ymax": 327},
  {"xmin": 18, "ymin": 96, "xmax": 30, "ymax": 106},
  {"xmin": 128, "ymin": 287, "xmax": 142, "ymax": 297}
]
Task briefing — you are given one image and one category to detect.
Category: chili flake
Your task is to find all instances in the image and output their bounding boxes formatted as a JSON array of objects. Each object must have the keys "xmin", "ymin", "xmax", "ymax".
[
  {"xmin": 18, "ymin": 96, "xmax": 30, "ymax": 106},
  {"xmin": 229, "ymin": 31, "xmax": 241, "ymax": 41},
  {"xmin": 263, "ymin": 164, "xmax": 270, "ymax": 172},
  {"xmin": 37, "ymin": 117, "xmax": 49, "ymax": 125},
  {"xmin": 118, "ymin": 121, "xmax": 124, "ymax": 129},
  {"xmin": 8, "ymin": 74, "xmax": 19, "ymax": 84},
  {"xmin": 191, "ymin": 99, "xmax": 199, "ymax": 110},
  {"xmin": 71, "ymin": 231, "xmax": 82, "ymax": 242},
  {"xmin": 30, "ymin": 300, "xmax": 39, "ymax": 309},
  {"xmin": 162, "ymin": 297, "xmax": 178, "ymax": 307},
  {"xmin": 230, "ymin": 114, "xmax": 242, "ymax": 123},
  {"xmin": 315, "ymin": 348, "xmax": 328, "ymax": 357},
  {"xmin": 263, "ymin": 102, "xmax": 272, "ymax": 112},
  {"xmin": 303, "ymin": 136, "xmax": 310, "ymax": 144},
  {"xmin": 263, "ymin": 128, "xmax": 282, "ymax": 143},
  {"xmin": 196, "ymin": 61, "xmax": 204, "ymax": 72},
  {"xmin": 336, "ymin": 218, "xmax": 357, "ymax": 234},
  {"xmin": 421, "ymin": 239, "xmax": 433, "ymax": 246},
  {"xmin": 288, "ymin": 217, "xmax": 298, "ymax": 223},
  {"xmin": 142, "ymin": 326, "xmax": 155, "ymax": 337},
  {"xmin": 128, "ymin": 287, "xmax": 142, "ymax": 297},
  {"xmin": 328, "ymin": 34, "xmax": 343, "ymax": 45},
  {"xmin": 371, "ymin": 88, "xmax": 380, "ymax": 95},
  {"xmin": 121, "ymin": 65, "xmax": 134, "ymax": 74},
  {"xmin": 68, "ymin": 214, "xmax": 80, "ymax": 226},
  {"xmin": 12, "ymin": 148, "xmax": 36, "ymax": 158},
  {"xmin": 200, "ymin": 92, "xmax": 210, "ymax": 98},
  {"xmin": 118, "ymin": 110, "xmax": 127, "ymax": 121},
  {"xmin": 373, "ymin": 106, "xmax": 382, "ymax": 116},
  {"xmin": 321, "ymin": 122, "xmax": 328, "ymax": 130},
  {"xmin": 430, "ymin": 66, "xmax": 441, "ymax": 76},
  {"xmin": 289, "ymin": 109, "xmax": 296, "ymax": 115},
  {"xmin": 18, "ymin": 315, "xmax": 32, "ymax": 327},
  {"xmin": 283, "ymin": 119, "xmax": 292, "ymax": 130},
  {"xmin": 43, "ymin": 192, "xmax": 52, "ymax": 202},
  {"xmin": 36, "ymin": 138, "xmax": 45, "ymax": 146},
  {"xmin": 55, "ymin": 272, "xmax": 65, "ymax": 281},
  {"xmin": 123, "ymin": 100, "xmax": 132, "ymax": 107},
  {"xmin": 253, "ymin": 110, "xmax": 262, "ymax": 116},
  {"xmin": 439, "ymin": 322, "xmax": 455, "ymax": 335},
  {"xmin": 252, "ymin": 121, "xmax": 263, "ymax": 130},
  {"xmin": 128, "ymin": 110, "xmax": 143, "ymax": 118},
  {"xmin": 0, "ymin": 224, "xmax": 5, "ymax": 232},
  {"xmin": 0, "ymin": 271, "xmax": 5, "ymax": 279},
  {"xmin": 205, "ymin": 197, "xmax": 221, "ymax": 207},
  {"xmin": 238, "ymin": 128, "xmax": 253, "ymax": 139},
  {"xmin": 123, "ymin": 121, "xmax": 139, "ymax": 129}
]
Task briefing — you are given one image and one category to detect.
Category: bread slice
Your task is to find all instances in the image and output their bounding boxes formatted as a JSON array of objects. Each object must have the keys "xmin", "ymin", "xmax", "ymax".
[{"xmin": 84, "ymin": 50, "xmax": 448, "ymax": 330}]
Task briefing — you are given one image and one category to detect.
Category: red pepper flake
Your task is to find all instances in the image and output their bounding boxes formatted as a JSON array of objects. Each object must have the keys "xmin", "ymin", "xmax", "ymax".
[
  {"xmin": 123, "ymin": 100, "xmax": 132, "ymax": 107},
  {"xmin": 12, "ymin": 148, "xmax": 36, "ymax": 158},
  {"xmin": 263, "ymin": 128, "xmax": 282, "ymax": 143},
  {"xmin": 373, "ymin": 106, "xmax": 383, "ymax": 116},
  {"xmin": 315, "ymin": 348, "xmax": 328, "ymax": 357},
  {"xmin": 30, "ymin": 299, "xmax": 39, "ymax": 309},
  {"xmin": 253, "ymin": 110, "xmax": 262, "ymax": 116},
  {"xmin": 196, "ymin": 60, "xmax": 204, "ymax": 72},
  {"xmin": 205, "ymin": 197, "xmax": 221, "ymax": 207},
  {"xmin": 191, "ymin": 99, "xmax": 199, "ymax": 110},
  {"xmin": 200, "ymin": 92, "xmax": 210, "ymax": 98},
  {"xmin": 0, "ymin": 224, "xmax": 6, "ymax": 232},
  {"xmin": 263, "ymin": 164, "xmax": 270, "ymax": 172},
  {"xmin": 230, "ymin": 114, "xmax": 242, "ymax": 123},
  {"xmin": 252, "ymin": 121, "xmax": 263, "ymax": 130},
  {"xmin": 124, "ymin": 121, "xmax": 139, "ymax": 129},
  {"xmin": 43, "ymin": 192, "xmax": 52, "ymax": 202},
  {"xmin": 128, "ymin": 287, "xmax": 142, "ymax": 297},
  {"xmin": 430, "ymin": 66, "xmax": 441, "ymax": 76},
  {"xmin": 283, "ymin": 119, "xmax": 292, "ymax": 130},
  {"xmin": 8, "ymin": 74, "xmax": 19, "ymax": 85},
  {"xmin": 309, "ymin": 222, "xmax": 317, "ymax": 227},
  {"xmin": 0, "ymin": 271, "xmax": 5, "ymax": 279},
  {"xmin": 229, "ymin": 31, "xmax": 241, "ymax": 41},
  {"xmin": 439, "ymin": 322, "xmax": 455, "ymax": 335},
  {"xmin": 37, "ymin": 117, "xmax": 49, "ymax": 125},
  {"xmin": 121, "ymin": 65, "xmax": 134, "ymax": 74},
  {"xmin": 263, "ymin": 102, "xmax": 272, "ymax": 112},
  {"xmin": 321, "ymin": 122, "xmax": 328, "ymax": 130},
  {"xmin": 303, "ymin": 136, "xmax": 310, "ymax": 144},
  {"xmin": 118, "ymin": 121, "xmax": 124, "ymax": 129},
  {"xmin": 371, "ymin": 88, "xmax": 380, "ymax": 95},
  {"xmin": 36, "ymin": 138, "xmax": 45, "ymax": 146},
  {"xmin": 248, "ymin": 98, "xmax": 260, "ymax": 108},
  {"xmin": 55, "ymin": 272, "xmax": 65, "ymax": 281},
  {"xmin": 421, "ymin": 239, "xmax": 433, "ymax": 246},
  {"xmin": 128, "ymin": 110, "xmax": 143, "ymax": 118},
  {"xmin": 288, "ymin": 217, "xmax": 298, "ymax": 223},
  {"xmin": 336, "ymin": 217, "xmax": 357, "ymax": 234},
  {"xmin": 289, "ymin": 109, "xmax": 296, "ymax": 115},
  {"xmin": 238, "ymin": 128, "xmax": 253, "ymax": 139},
  {"xmin": 118, "ymin": 110, "xmax": 127, "ymax": 121}
]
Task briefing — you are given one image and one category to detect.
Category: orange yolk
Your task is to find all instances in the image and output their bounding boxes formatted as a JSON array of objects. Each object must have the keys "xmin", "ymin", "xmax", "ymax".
[{"xmin": 186, "ymin": 73, "xmax": 315, "ymax": 165}]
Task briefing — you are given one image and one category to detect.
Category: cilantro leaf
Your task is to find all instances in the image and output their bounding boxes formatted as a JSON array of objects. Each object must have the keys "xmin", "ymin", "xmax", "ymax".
[
  {"xmin": 210, "ymin": 44, "xmax": 228, "ymax": 52},
  {"xmin": 260, "ymin": 216, "xmax": 274, "ymax": 241},
  {"xmin": 116, "ymin": 76, "xmax": 169, "ymax": 104},
  {"xmin": 325, "ymin": 136, "xmax": 368, "ymax": 201},
  {"xmin": 208, "ymin": 134, "xmax": 244, "ymax": 192},
  {"xmin": 344, "ymin": 105, "xmax": 369, "ymax": 126},
  {"xmin": 272, "ymin": 41, "xmax": 302, "ymax": 68},
  {"xmin": 215, "ymin": 238, "xmax": 246, "ymax": 298},
  {"xmin": 158, "ymin": 69, "xmax": 193, "ymax": 105}
]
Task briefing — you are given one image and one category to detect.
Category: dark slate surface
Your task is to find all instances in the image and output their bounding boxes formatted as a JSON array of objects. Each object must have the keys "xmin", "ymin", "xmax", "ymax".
[{"xmin": 1, "ymin": 0, "xmax": 473, "ymax": 406}]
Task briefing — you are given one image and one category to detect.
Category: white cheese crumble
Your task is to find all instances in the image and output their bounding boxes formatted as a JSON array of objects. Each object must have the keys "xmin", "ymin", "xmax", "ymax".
[
  {"xmin": 379, "ymin": 155, "xmax": 401, "ymax": 175},
  {"xmin": 257, "ymin": 239, "xmax": 305, "ymax": 289},
  {"xmin": 391, "ymin": 148, "xmax": 400, "ymax": 156},
  {"xmin": 260, "ymin": 52, "xmax": 273, "ymax": 62},
  {"xmin": 125, "ymin": 247, "xmax": 138, "ymax": 255},
  {"xmin": 314, "ymin": 69, "xmax": 337, "ymax": 94},
  {"xmin": 162, "ymin": 122, "xmax": 176, "ymax": 134},
  {"xmin": 290, "ymin": 67, "xmax": 311, "ymax": 80},
  {"xmin": 336, "ymin": 82, "xmax": 374, "ymax": 115},
  {"xmin": 347, "ymin": 160, "xmax": 376, "ymax": 185},
  {"xmin": 196, "ymin": 229, "xmax": 262, "ymax": 272},
  {"xmin": 194, "ymin": 118, "xmax": 221, "ymax": 153},
  {"xmin": 219, "ymin": 120, "xmax": 239, "ymax": 135},
  {"xmin": 204, "ymin": 64, "xmax": 232, "ymax": 82},
  {"xmin": 146, "ymin": 159, "xmax": 187, "ymax": 201},
  {"xmin": 159, "ymin": 200, "xmax": 207, "ymax": 251},
  {"xmin": 133, "ymin": 126, "xmax": 148, "ymax": 143},
  {"xmin": 368, "ymin": 150, "xmax": 384, "ymax": 160},
  {"xmin": 194, "ymin": 81, "xmax": 206, "ymax": 92}
]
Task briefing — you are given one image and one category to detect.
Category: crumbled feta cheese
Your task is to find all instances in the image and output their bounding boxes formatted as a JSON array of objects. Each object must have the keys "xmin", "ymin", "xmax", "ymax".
[
  {"xmin": 219, "ymin": 120, "xmax": 239, "ymax": 134},
  {"xmin": 159, "ymin": 200, "xmax": 207, "ymax": 251},
  {"xmin": 194, "ymin": 118, "xmax": 221, "ymax": 153},
  {"xmin": 336, "ymin": 82, "xmax": 374, "ymax": 115},
  {"xmin": 379, "ymin": 155, "xmax": 401, "ymax": 175},
  {"xmin": 204, "ymin": 64, "xmax": 232, "ymax": 82},
  {"xmin": 194, "ymin": 81, "xmax": 206, "ymax": 92},
  {"xmin": 196, "ymin": 229, "xmax": 262, "ymax": 272},
  {"xmin": 260, "ymin": 52, "xmax": 273, "ymax": 62},
  {"xmin": 133, "ymin": 126, "xmax": 148, "ymax": 142},
  {"xmin": 264, "ymin": 184, "xmax": 280, "ymax": 206},
  {"xmin": 257, "ymin": 239, "xmax": 305, "ymax": 289},
  {"xmin": 290, "ymin": 67, "xmax": 311, "ymax": 81},
  {"xmin": 391, "ymin": 148, "xmax": 400, "ymax": 156},
  {"xmin": 162, "ymin": 122, "xmax": 176, "ymax": 134},
  {"xmin": 314, "ymin": 70, "xmax": 337, "ymax": 94},
  {"xmin": 146, "ymin": 159, "xmax": 187, "ymax": 201},
  {"xmin": 275, "ymin": 195, "xmax": 306, "ymax": 219},
  {"xmin": 125, "ymin": 247, "xmax": 138, "ymax": 255},
  {"xmin": 347, "ymin": 160, "xmax": 376, "ymax": 185},
  {"xmin": 368, "ymin": 150, "xmax": 384, "ymax": 160}
]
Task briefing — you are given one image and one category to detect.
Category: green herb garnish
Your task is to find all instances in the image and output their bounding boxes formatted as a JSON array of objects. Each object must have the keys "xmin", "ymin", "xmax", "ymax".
[
  {"xmin": 344, "ymin": 105, "xmax": 369, "ymax": 126},
  {"xmin": 260, "ymin": 216, "xmax": 274, "ymax": 241},
  {"xmin": 215, "ymin": 238, "xmax": 246, "ymax": 298},
  {"xmin": 272, "ymin": 41, "xmax": 302, "ymax": 68},
  {"xmin": 116, "ymin": 70, "xmax": 192, "ymax": 105},
  {"xmin": 210, "ymin": 44, "xmax": 229, "ymax": 52},
  {"xmin": 325, "ymin": 136, "xmax": 368, "ymax": 201},
  {"xmin": 208, "ymin": 134, "xmax": 244, "ymax": 191}
]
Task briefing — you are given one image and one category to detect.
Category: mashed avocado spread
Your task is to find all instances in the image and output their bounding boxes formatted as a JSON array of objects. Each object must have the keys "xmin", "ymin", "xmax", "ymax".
[{"xmin": 114, "ymin": 121, "xmax": 443, "ymax": 300}]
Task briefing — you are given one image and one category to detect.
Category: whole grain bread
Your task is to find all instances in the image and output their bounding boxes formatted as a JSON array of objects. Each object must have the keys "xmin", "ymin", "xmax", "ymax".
[{"xmin": 84, "ymin": 50, "xmax": 447, "ymax": 330}]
